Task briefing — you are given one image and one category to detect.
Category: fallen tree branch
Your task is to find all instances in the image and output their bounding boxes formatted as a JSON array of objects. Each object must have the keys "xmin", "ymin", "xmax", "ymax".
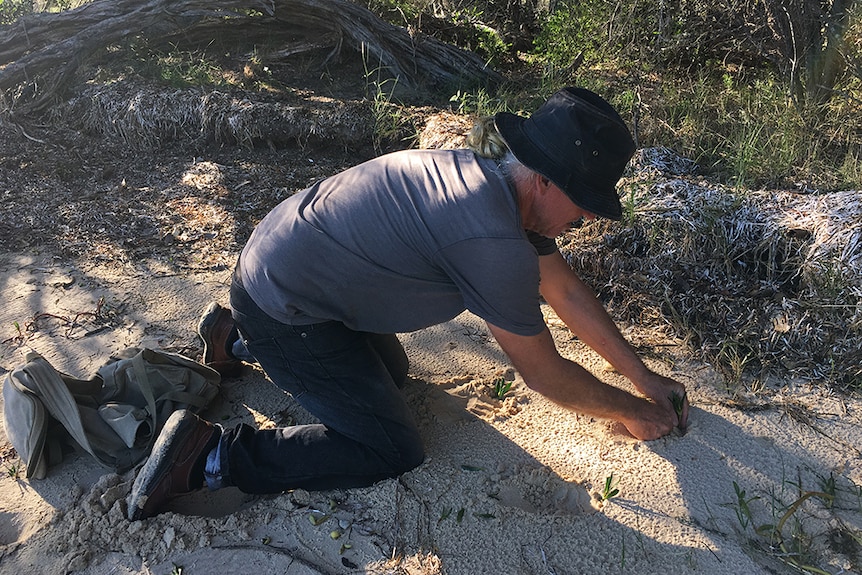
[{"xmin": 0, "ymin": 0, "xmax": 501, "ymax": 115}]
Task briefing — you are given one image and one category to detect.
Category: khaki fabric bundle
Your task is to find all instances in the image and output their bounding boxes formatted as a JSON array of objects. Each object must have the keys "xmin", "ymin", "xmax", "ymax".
[{"xmin": 2, "ymin": 348, "xmax": 220, "ymax": 479}]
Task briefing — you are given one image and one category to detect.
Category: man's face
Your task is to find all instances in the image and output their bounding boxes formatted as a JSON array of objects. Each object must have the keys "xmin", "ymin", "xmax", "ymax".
[{"xmin": 528, "ymin": 178, "xmax": 596, "ymax": 238}]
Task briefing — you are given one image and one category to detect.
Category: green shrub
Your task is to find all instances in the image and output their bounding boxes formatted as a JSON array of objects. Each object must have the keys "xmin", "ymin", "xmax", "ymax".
[{"xmin": 533, "ymin": 0, "xmax": 609, "ymax": 66}]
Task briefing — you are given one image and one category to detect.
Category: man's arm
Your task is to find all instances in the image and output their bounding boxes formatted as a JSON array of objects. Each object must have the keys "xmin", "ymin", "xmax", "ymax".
[{"xmin": 536, "ymin": 250, "xmax": 689, "ymax": 429}]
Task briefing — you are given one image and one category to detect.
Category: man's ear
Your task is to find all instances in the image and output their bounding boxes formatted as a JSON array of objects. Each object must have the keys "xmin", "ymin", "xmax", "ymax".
[{"xmin": 533, "ymin": 172, "xmax": 550, "ymax": 194}]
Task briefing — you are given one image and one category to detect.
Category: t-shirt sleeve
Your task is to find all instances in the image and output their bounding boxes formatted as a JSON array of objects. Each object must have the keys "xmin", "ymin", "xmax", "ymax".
[
  {"xmin": 435, "ymin": 237, "xmax": 546, "ymax": 336},
  {"xmin": 526, "ymin": 230, "xmax": 559, "ymax": 256}
]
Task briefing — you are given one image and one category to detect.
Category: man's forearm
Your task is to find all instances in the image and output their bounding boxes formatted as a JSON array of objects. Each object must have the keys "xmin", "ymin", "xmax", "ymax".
[
  {"xmin": 539, "ymin": 254, "xmax": 650, "ymax": 387},
  {"xmin": 488, "ymin": 322, "xmax": 648, "ymax": 422},
  {"xmin": 527, "ymin": 351, "xmax": 650, "ymax": 421}
]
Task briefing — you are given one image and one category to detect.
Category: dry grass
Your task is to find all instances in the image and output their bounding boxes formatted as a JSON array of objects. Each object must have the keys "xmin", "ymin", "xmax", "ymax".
[{"xmin": 61, "ymin": 81, "xmax": 374, "ymax": 150}]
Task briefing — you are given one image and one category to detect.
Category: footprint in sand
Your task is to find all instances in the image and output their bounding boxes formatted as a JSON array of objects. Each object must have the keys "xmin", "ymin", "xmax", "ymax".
[{"xmin": 494, "ymin": 467, "xmax": 596, "ymax": 515}]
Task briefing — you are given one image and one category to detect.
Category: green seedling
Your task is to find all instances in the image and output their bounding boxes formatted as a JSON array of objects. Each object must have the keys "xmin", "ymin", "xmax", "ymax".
[
  {"xmin": 670, "ymin": 390, "xmax": 688, "ymax": 434},
  {"xmin": 439, "ymin": 507, "xmax": 453, "ymax": 522},
  {"xmin": 732, "ymin": 481, "xmax": 759, "ymax": 530},
  {"xmin": 6, "ymin": 463, "xmax": 20, "ymax": 479},
  {"xmin": 456, "ymin": 508, "xmax": 465, "ymax": 523},
  {"xmin": 492, "ymin": 377, "xmax": 513, "ymax": 399},
  {"xmin": 602, "ymin": 474, "xmax": 620, "ymax": 500},
  {"xmin": 670, "ymin": 391, "xmax": 685, "ymax": 416},
  {"xmin": 170, "ymin": 565, "xmax": 184, "ymax": 575},
  {"xmin": 816, "ymin": 472, "xmax": 837, "ymax": 508}
]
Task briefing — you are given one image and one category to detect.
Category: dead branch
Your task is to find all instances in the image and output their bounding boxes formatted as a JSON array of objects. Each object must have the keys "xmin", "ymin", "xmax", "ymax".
[{"xmin": 0, "ymin": 0, "xmax": 501, "ymax": 115}]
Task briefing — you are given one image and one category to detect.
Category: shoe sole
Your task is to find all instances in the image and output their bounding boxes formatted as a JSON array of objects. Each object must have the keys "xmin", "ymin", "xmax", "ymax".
[
  {"xmin": 127, "ymin": 411, "xmax": 210, "ymax": 521},
  {"xmin": 198, "ymin": 302, "xmax": 244, "ymax": 378},
  {"xmin": 197, "ymin": 301, "xmax": 223, "ymax": 364}
]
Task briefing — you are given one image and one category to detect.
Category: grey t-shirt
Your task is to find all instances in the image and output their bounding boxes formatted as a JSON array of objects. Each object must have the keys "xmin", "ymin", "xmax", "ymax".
[{"xmin": 240, "ymin": 149, "xmax": 557, "ymax": 336}]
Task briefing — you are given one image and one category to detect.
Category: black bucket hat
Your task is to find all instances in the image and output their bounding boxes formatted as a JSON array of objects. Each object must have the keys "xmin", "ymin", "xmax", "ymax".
[{"xmin": 494, "ymin": 87, "xmax": 636, "ymax": 220}]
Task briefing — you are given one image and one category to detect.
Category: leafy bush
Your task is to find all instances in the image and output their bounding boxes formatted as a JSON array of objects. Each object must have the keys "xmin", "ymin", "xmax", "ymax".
[{"xmin": 533, "ymin": 0, "xmax": 609, "ymax": 66}]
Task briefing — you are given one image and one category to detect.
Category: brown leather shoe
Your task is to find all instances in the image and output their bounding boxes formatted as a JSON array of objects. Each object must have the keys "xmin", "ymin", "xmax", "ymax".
[
  {"xmin": 198, "ymin": 301, "xmax": 243, "ymax": 378},
  {"xmin": 127, "ymin": 410, "xmax": 219, "ymax": 521}
]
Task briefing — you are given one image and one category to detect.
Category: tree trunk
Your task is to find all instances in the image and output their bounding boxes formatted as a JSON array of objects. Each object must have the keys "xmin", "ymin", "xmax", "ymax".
[
  {"xmin": 0, "ymin": 0, "xmax": 501, "ymax": 114},
  {"xmin": 763, "ymin": 0, "xmax": 856, "ymax": 107}
]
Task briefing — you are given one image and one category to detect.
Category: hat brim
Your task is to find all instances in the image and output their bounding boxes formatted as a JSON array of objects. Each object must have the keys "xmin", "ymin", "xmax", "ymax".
[{"xmin": 495, "ymin": 111, "xmax": 623, "ymax": 221}]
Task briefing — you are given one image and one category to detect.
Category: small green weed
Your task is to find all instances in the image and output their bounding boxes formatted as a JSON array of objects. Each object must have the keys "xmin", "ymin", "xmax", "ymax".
[
  {"xmin": 492, "ymin": 377, "xmax": 512, "ymax": 400},
  {"xmin": 728, "ymin": 478, "xmax": 837, "ymax": 573},
  {"xmin": 816, "ymin": 472, "xmax": 837, "ymax": 509},
  {"xmin": 715, "ymin": 341, "xmax": 755, "ymax": 392},
  {"xmin": 438, "ymin": 507, "xmax": 453, "ymax": 523},
  {"xmin": 363, "ymin": 49, "xmax": 412, "ymax": 153},
  {"xmin": 731, "ymin": 481, "xmax": 759, "ymax": 530},
  {"xmin": 602, "ymin": 474, "xmax": 620, "ymax": 500},
  {"xmin": 448, "ymin": 87, "xmax": 505, "ymax": 117},
  {"xmin": 757, "ymin": 491, "xmax": 834, "ymax": 573},
  {"xmin": 8, "ymin": 320, "xmax": 25, "ymax": 344},
  {"xmin": 170, "ymin": 564, "xmax": 184, "ymax": 575},
  {"xmin": 5, "ymin": 462, "xmax": 20, "ymax": 479}
]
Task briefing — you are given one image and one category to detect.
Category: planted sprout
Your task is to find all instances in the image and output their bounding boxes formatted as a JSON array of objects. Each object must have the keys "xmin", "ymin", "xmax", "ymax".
[
  {"xmin": 492, "ymin": 377, "xmax": 513, "ymax": 399},
  {"xmin": 670, "ymin": 390, "xmax": 688, "ymax": 433},
  {"xmin": 5, "ymin": 462, "xmax": 20, "ymax": 479},
  {"xmin": 669, "ymin": 391, "xmax": 686, "ymax": 416},
  {"xmin": 602, "ymin": 474, "xmax": 620, "ymax": 500}
]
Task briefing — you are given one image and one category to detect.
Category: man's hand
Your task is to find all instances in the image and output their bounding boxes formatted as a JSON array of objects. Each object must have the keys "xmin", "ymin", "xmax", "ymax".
[{"xmin": 628, "ymin": 372, "xmax": 689, "ymax": 436}]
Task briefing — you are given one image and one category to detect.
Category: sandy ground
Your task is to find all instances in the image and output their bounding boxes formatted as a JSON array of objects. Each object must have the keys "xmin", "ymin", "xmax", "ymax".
[{"xmin": 1, "ymin": 250, "xmax": 861, "ymax": 575}]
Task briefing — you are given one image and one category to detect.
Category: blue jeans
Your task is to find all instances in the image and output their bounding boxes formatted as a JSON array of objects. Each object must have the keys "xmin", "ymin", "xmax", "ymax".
[{"xmin": 218, "ymin": 271, "xmax": 425, "ymax": 494}]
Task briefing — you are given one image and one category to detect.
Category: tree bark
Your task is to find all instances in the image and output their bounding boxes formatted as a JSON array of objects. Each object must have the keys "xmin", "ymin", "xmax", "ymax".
[{"xmin": 0, "ymin": 0, "xmax": 501, "ymax": 114}]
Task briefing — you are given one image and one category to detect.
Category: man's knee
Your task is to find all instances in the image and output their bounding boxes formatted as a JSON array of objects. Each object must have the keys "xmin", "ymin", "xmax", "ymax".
[
  {"xmin": 389, "ymin": 433, "xmax": 425, "ymax": 475},
  {"xmin": 399, "ymin": 441, "xmax": 425, "ymax": 473}
]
